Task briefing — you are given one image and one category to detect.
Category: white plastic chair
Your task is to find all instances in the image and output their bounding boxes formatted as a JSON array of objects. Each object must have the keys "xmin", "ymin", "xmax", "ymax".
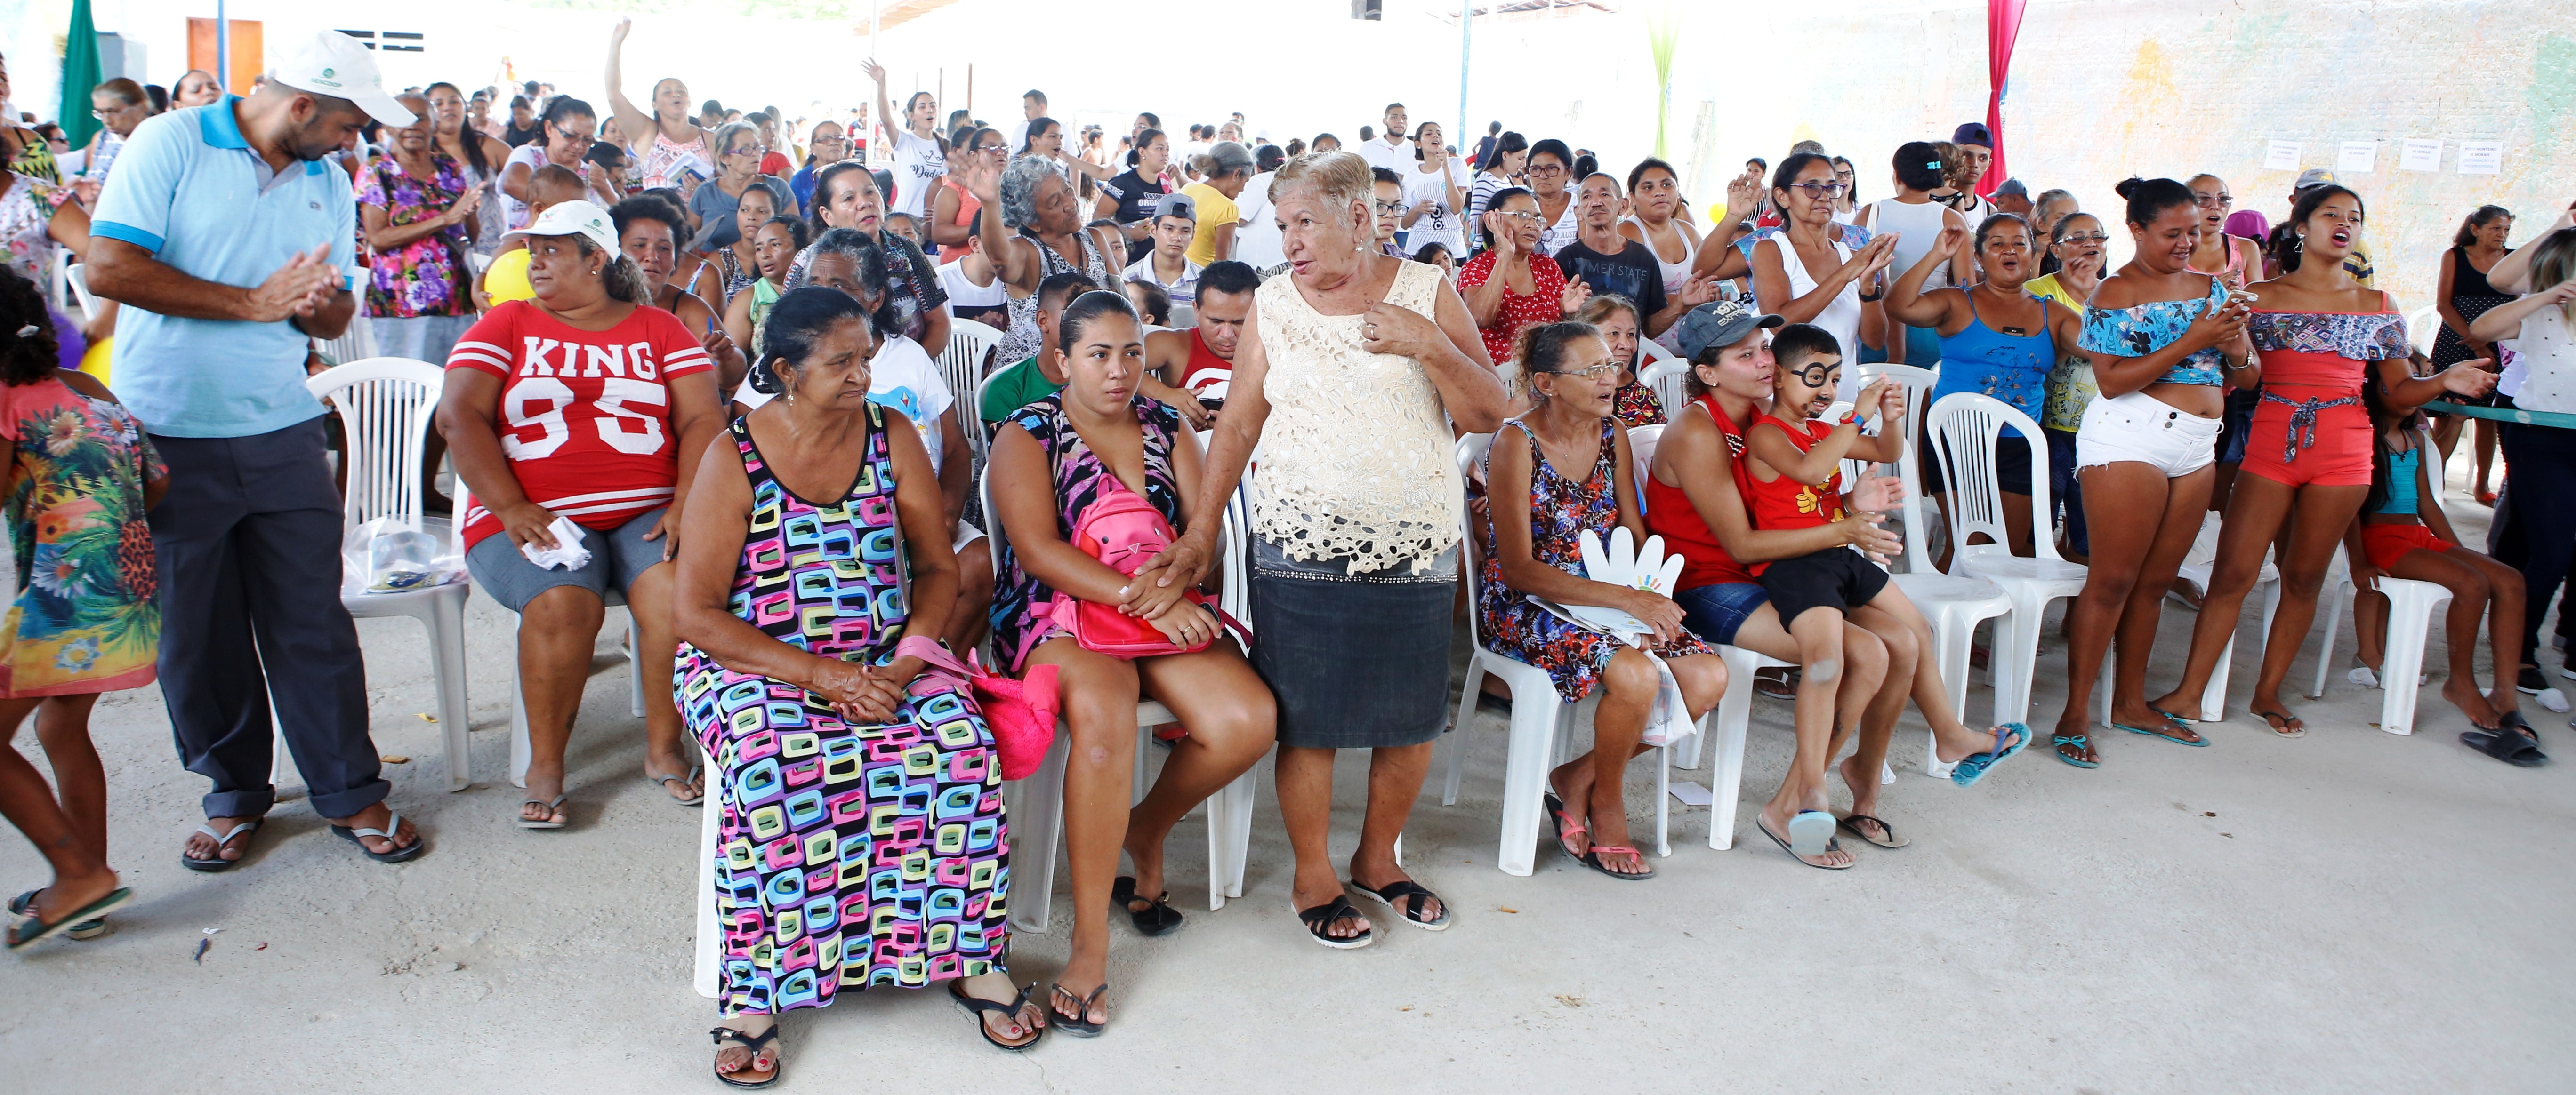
[
  {"xmin": 314, "ymin": 314, "xmax": 378, "ymax": 368},
  {"xmin": 1924, "ymin": 394, "xmax": 2089, "ymax": 730},
  {"xmin": 2305, "ymin": 548, "xmax": 2453, "ymax": 734},
  {"xmin": 1637, "ymin": 349, "xmax": 1687, "ymax": 421},
  {"xmin": 2405, "ymin": 304, "xmax": 2441, "ymax": 356},
  {"xmin": 1442, "ymin": 433, "xmax": 1687, "ymax": 876},
  {"xmin": 64, "ymin": 261, "xmax": 99, "ymax": 320},
  {"xmin": 304, "ymin": 359, "xmax": 475, "ymax": 791},
  {"xmin": 978, "ymin": 444, "xmax": 1258, "ymax": 934},
  {"xmin": 446, "ymin": 482, "xmax": 648, "ymax": 789},
  {"xmin": 937, "ymin": 318, "xmax": 1004, "ymax": 451},
  {"xmin": 1868, "ymin": 391, "xmax": 2013, "ymax": 775}
]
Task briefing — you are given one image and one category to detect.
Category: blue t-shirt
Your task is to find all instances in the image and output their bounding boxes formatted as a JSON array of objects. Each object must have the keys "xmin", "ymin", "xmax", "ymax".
[{"xmin": 89, "ymin": 97, "xmax": 357, "ymax": 439}]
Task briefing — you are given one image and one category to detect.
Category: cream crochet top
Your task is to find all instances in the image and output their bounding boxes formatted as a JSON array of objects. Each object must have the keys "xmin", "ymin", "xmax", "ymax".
[{"xmin": 1250, "ymin": 259, "xmax": 1461, "ymax": 572}]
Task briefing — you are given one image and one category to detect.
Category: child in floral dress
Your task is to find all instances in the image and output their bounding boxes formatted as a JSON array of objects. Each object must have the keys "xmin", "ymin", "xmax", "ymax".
[{"xmin": 0, "ymin": 267, "xmax": 163, "ymax": 948}]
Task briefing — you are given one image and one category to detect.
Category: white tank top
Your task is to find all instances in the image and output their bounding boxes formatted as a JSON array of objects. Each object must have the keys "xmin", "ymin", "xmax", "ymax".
[
  {"xmin": 1760, "ymin": 233, "xmax": 1863, "ymax": 401},
  {"xmin": 1622, "ymin": 215, "xmax": 1699, "ymax": 295},
  {"xmin": 1864, "ymin": 198, "xmax": 1951, "ymax": 290}
]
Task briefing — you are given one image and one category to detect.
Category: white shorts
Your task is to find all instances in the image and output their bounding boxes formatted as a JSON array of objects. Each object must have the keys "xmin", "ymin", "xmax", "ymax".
[{"xmin": 2076, "ymin": 390, "xmax": 2222, "ymax": 478}]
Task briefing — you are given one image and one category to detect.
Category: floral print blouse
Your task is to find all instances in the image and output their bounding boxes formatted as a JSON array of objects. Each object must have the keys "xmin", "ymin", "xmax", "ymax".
[
  {"xmin": 356, "ymin": 152, "xmax": 474, "ymax": 319},
  {"xmin": 0, "ymin": 377, "xmax": 163, "ymax": 696},
  {"xmin": 1, "ymin": 173, "xmax": 69, "ymax": 281}
]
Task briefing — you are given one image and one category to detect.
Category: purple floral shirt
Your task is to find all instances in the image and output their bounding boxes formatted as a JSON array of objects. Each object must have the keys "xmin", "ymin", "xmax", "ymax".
[{"xmin": 356, "ymin": 152, "xmax": 472, "ymax": 319}]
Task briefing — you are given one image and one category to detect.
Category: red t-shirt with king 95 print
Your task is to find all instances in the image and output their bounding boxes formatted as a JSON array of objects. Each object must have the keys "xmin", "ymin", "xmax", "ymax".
[{"xmin": 446, "ymin": 301, "xmax": 715, "ymax": 550}]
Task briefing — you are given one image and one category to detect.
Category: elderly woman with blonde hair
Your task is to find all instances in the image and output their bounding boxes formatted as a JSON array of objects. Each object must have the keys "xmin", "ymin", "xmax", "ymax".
[{"xmin": 1136, "ymin": 151, "xmax": 1506, "ymax": 948}]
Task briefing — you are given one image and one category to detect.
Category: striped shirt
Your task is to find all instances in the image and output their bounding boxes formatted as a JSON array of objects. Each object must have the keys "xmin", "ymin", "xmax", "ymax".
[{"xmin": 446, "ymin": 301, "xmax": 714, "ymax": 549}]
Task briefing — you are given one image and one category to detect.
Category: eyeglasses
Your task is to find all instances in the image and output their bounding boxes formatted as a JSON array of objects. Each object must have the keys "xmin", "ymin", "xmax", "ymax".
[
  {"xmin": 1786, "ymin": 181, "xmax": 1849, "ymax": 200},
  {"xmin": 2056, "ymin": 232, "xmax": 2110, "ymax": 245},
  {"xmin": 1542, "ymin": 364, "xmax": 1620, "ymax": 380},
  {"xmin": 2194, "ymin": 192, "xmax": 2233, "ymax": 208},
  {"xmin": 1527, "ymin": 163, "xmax": 1566, "ymax": 177},
  {"xmin": 1372, "ymin": 200, "xmax": 1406, "ymax": 214},
  {"xmin": 976, "ymin": 143, "xmax": 1007, "ymax": 153},
  {"xmin": 1492, "ymin": 210, "xmax": 1541, "ymax": 223}
]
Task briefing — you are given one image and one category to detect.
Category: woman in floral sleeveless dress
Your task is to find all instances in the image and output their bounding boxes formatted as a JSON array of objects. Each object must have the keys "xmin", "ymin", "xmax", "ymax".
[{"xmin": 670, "ymin": 287, "xmax": 1042, "ymax": 1085}]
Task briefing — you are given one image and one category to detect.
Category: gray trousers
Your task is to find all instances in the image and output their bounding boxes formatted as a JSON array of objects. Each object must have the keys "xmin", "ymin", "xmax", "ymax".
[{"xmin": 149, "ymin": 418, "xmax": 383, "ymax": 820}]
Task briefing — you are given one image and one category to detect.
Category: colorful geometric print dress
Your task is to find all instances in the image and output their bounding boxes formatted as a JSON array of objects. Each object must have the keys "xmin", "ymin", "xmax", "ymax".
[
  {"xmin": 675, "ymin": 408, "xmax": 1010, "ymax": 1017},
  {"xmin": 0, "ymin": 377, "xmax": 162, "ymax": 697},
  {"xmin": 988, "ymin": 392, "xmax": 1185, "ymax": 672},
  {"xmin": 1476, "ymin": 418, "xmax": 1713, "ymax": 703}
]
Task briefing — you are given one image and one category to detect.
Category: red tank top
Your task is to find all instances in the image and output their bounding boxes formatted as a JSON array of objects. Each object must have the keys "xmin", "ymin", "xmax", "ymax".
[
  {"xmin": 1745, "ymin": 412, "xmax": 1846, "ymax": 545},
  {"xmin": 1182, "ymin": 328, "xmax": 1232, "ymax": 397},
  {"xmin": 1644, "ymin": 394, "xmax": 1758, "ymax": 588}
]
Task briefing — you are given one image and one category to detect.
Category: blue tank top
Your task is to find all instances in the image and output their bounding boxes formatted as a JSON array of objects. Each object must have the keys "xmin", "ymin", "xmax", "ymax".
[
  {"xmin": 2375, "ymin": 445, "xmax": 2420, "ymax": 515},
  {"xmin": 1932, "ymin": 307, "xmax": 2055, "ymax": 439}
]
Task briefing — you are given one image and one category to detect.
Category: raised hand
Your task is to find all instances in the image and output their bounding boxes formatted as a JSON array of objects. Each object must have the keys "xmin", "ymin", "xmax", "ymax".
[
  {"xmin": 1481, "ymin": 210, "xmax": 1518, "ymax": 260},
  {"xmin": 1855, "ymin": 376, "xmax": 1892, "ymax": 423},
  {"xmin": 1723, "ymin": 167, "xmax": 1763, "ymax": 223},
  {"xmin": 1560, "ymin": 275, "xmax": 1592, "ymax": 313},
  {"xmin": 249, "ymin": 245, "xmax": 340, "ymax": 323},
  {"xmin": 861, "ymin": 58, "xmax": 887, "ymax": 88},
  {"xmin": 1851, "ymin": 470, "xmax": 1904, "ymax": 513},
  {"xmin": 610, "ymin": 16, "xmax": 632, "ymax": 47},
  {"xmin": 1930, "ymin": 223, "xmax": 1969, "ymax": 259}
]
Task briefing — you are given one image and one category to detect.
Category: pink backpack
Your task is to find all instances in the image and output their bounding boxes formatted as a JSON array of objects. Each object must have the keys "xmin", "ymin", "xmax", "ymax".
[{"xmin": 1030, "ymin": 476, "xmax": 1242, "ymax": 662}]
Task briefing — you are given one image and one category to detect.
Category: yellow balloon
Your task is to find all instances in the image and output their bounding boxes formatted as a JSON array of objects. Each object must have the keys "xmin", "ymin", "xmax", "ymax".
[
  {"xmin": 484, "ymin": 248, "xmax": 535, "ymax": 304},
  {"xmin": 78, "ymin": 336, "xmax": 112, "ymax": 384}
]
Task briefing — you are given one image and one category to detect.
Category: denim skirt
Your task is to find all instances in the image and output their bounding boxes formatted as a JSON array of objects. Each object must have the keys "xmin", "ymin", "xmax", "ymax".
[{"xmin": 1249, "ymin": 536, "xmax": 1458, "ymax": 750}]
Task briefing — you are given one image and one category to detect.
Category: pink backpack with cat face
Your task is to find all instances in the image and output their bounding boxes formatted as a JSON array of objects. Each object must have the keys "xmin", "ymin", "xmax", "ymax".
[{"xmin": 1024, "ymin": 476, "xmax": 1242, "ymax": 662}]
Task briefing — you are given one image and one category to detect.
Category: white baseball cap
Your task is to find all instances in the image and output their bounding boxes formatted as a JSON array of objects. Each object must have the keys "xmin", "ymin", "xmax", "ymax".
[
  {"xmin": 270, "ymin": 30, "xmax": 415, "ymax": 127},
  {"xmin": 502, "ymin": 200, "xmax": 621, "ymax": 260}
]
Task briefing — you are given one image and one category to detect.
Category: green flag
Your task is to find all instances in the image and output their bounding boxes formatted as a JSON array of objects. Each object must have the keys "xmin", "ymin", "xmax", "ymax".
[{"xmin": 58, "ymin": 0, "xmax": 102, "ymax": 151}]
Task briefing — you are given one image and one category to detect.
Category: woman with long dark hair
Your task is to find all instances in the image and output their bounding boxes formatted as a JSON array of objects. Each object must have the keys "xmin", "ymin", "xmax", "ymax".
[
  {"xmin": 604, "ymin": 17, "xmax": 710, "ymax": 191},
  {"xmin": 1465, "ymin": 130, "xmax": 1530, "ymax": 243},
  {"xmin": 426, "ymin": 82, "xmax": 510, "ymax": 264},
  {"xmin": 2431, "ymin": 204, "xmax": 2515, "ymax": 501},
  {"xmin": 2151, "ymin": 184, "xmax": 2495, "ymax": 737}
]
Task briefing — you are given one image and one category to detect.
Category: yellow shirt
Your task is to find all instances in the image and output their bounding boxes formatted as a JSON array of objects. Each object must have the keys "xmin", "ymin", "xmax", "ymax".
[{"xmin": 1182, "ymin": 182, "xmax": 1239, "ymax": 266}]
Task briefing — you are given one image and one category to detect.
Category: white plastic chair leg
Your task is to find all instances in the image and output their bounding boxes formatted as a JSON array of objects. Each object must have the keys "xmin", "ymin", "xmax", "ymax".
[
  {"xmin": 1923, "ymin": 608, "xmax": 1977, "ymax": 778},
  {"xmin": 429, "ymin": 591, "xmax": 473, "ymax": 791},
  {"xmin": 2201, "ymin": 577, "xmax": 2284, "ymax": 722},
  {"xmin": 1705, "ymin": 668, "xmax": 1753, "ymax": 850},
  {"xmin": 1494, "ymin": 673, "xmax": 1565, "ymax": 877},
  {"xmin": 1999, "ymin": 591, "xmax": 2051, "ymax": 727},
  {"xmin": 2377, "ymin": 579, "xmax": 2454, "ymax": 736},
  {"xmin": 693, "ymin": 750, "xmax": 722, "ymax": 998},
  {"xmin": 2311, "ymin": 579, "xmax": 2352, "ymax": 700},
  {"xmin": 1442, "ymin": 658, "xmax": 1489, "ymax": 804},
  {"xmin": 1004, "ymin": 732, "xmax": 1073, "ymax": 934}
]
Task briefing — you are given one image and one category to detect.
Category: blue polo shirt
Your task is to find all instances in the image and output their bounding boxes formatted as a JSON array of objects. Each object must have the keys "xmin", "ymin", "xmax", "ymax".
[{"xmin": 89, "ymin": 96, "xmax": 358, "ymax": 439}]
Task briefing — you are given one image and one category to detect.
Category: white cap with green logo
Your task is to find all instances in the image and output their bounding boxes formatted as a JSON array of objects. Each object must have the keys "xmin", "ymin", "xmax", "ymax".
[{"xmin": 271, "ymin": 30, "xmax": 416, "ymax": 127}]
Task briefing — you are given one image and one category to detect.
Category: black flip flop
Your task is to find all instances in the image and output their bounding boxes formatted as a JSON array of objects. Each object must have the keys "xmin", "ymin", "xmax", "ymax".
[
  {"xmin": 1048, "ymin": 982, "xmax": 1111, "ymax": 1038},
  {"xmin": 1577, "ymin": 845, "xmax": 1656, "ymax": 880},
  {"xmin": 1756, "ymin": 816, "xmax": 1852, "ymax": 870},
  {"xmin": 1293, "ymin": 894, "xmax": 1374, "ymax": 950},
  {"xmin": 1837, "ymin": 813, "xmax": 1909, "ymax": 849},
  {"xmin": 1111, "ymin": 876, "xmax": 1183, "ymax": 936},
  {"xmin": 1356, "ymin": 879, "xmax": 1453, "ymax": 928},
  {"xmin": 949, "ymin": 981, "xmax": 1046, "ymax": 1051},
  {"xmin": 179, "ymin": 819, "xmax": 261, "ymax": 872},
  {"xmin": 708, "ymin": 1024, "xmax": 781, "ymax": 1088},
  {"xmin": 2462, "ymin": 726, "xmax": 2548, "ymax": 767}
]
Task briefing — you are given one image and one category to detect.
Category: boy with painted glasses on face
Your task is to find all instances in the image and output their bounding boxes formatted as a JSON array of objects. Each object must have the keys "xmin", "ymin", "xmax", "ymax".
[{"xmin": 1740, "ymin": 324, "xmax": 2028, "ymax": 814}]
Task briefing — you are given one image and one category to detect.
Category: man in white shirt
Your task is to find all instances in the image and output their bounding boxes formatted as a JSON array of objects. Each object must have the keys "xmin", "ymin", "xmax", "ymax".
[
  {"xmin": 1356, "ymin": 103, "xmax": 1412, "ymax": 175},
  {"xmin": 1005, "ymin": 89, "xmax": 1047, "ymax": 156},
  {"xmin": 1122, "ymin": 192, "xmax": 1204, "ymax": 305}
]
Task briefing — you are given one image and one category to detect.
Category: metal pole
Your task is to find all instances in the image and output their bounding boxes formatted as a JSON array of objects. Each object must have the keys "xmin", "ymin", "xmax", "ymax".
[
  {"xmin": 215, "ymin": 0, "xmax": 230, "ymax": 93},
  {"xmin": 1456, "ymin": 0, "xmax": 1472, "ymax": 156}
]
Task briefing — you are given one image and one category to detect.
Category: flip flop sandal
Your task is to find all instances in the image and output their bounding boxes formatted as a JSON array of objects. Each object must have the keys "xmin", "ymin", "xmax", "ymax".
[
  {"xmin": 6, "ymin": 887, "xmax": 131, "ymax": 951},
  {"xmin": 949, "ymin": 981, "xmax": 1046, "ymax": 1051},
  {"xmin": 2253, "ymin": 710, "xmax": 2307, "ymax": 739},
  {"xmin": 2461, "ymin": 727, "xmax": 2548, "ymax": 767},
  {"xmin": 8, "ymin": 888, "xmax": 108, "ymax": 940},
  {"xmin": 179, "ymin": 819, "xmax": 262, "ymax": 872},
  {"xmin": 1786, "ymin": 809, "xmax": 1835, "ymax": 855},
  {"xmin": 2053, "ymin": 735, "xmax": 2100, "ymax": 768},
  {"xmin": 1356, "ymin": 879, "xmax": 1453, "ymax": 929},
  {"xmin": 1578, "ymin": 845, "xmax": 1656, "ymax": 880},
  {"xmin": 1293, "ymin": 894, "xmax": 1375, "ymax": 950},
  {"xmin": 1047, "ymin": 982, "xmax": 1111, "ymax": 1038},
  {"xmin": 1753, "ymin": 669, "xmax": 1801, "ymax": 702},
  {"xmin": 1948, "ymin": 724, "xmax": 2029, "ymax": 788},
  {"xmin": 516, "ymin": 796, "xmax": 569, "ymax": 830},
  {"xmin": 1111, "ymin": 876, "xmax": 1184, "ymax": 936},
  {"xmin": 2148, "ymin": 704, "xmax": 2204, "ymax": 726},
  {"xmin": 1836, "ymin": 813, "xmax": 1909, "ymax": 849},
  {"xmin": 1544, "ymin": 791, "xmax": 1588, "ymax": 860},
  {"xmin": 332, "ymin": 810, "xmax": 428, "ymax": 863},
  {"xmin": 647, "ymin": 768, "xmax": 705, "ymax": 807},
  {"xmin": 2115, "ymin": 717, "xmax": 2208, "ymax": 746},
  {"xmin": 1757, "ymin": 815, "xmax": 1851, "ymax": 870},
  {"xmin": 708, "ymin": 1024, "xmax": 781, "ymax": 1088}
]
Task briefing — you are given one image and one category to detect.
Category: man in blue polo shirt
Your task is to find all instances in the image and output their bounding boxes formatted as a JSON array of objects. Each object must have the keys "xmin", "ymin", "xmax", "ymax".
[{"xmin": 89, "ymin": 30, "xmax": 429, "ymax": 868}]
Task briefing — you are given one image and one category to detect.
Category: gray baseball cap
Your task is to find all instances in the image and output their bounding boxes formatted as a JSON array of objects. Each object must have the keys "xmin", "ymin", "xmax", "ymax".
[
  {"xmin": 1154, "ymin": 191, "xmax": 1197, "ymax": 223},
  {"xmin": 1671, "ymin": 300, "xmax": 1784, "ymax": 361}
]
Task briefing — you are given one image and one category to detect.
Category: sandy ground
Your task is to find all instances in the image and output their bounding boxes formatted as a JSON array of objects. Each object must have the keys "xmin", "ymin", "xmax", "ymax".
[{"xmin": 4, "ymin": 474, "xmax": 2571, "ymax": 1095}]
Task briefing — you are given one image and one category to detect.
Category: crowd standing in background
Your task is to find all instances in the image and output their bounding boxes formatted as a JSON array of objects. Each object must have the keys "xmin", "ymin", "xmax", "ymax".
[{"xmin": 1, "ymin": 25, "xmax": 2572, "ymax": 1088}]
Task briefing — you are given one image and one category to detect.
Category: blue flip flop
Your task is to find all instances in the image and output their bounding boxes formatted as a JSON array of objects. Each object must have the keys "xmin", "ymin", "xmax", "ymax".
[
  {"xmin": 1785, "ymin": 809, "xmax": 1835, "ymax": 856},
  {"xmin": 2052, "ymin": 734, "xmax": 2099, "ymax": 768},
  {"xmin": 2116, "ymin": 713, "xmax": 2208, "ymax": 746},
  {"xmin": 1950, "ymin": 723, "xmax": 2029, "ymax": 787}
]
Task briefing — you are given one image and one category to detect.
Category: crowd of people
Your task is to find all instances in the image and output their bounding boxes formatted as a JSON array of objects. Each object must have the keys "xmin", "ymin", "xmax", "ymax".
[{"xmin": 1, "ymin": 24, "xmax": 2573, "ymax": 1087}]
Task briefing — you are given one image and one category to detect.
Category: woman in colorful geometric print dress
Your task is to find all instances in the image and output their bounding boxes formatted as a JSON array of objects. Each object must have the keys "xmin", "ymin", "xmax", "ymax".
[
  {"xmin": 987, "ymin": 290, "xmax": 1273, "ymax": 1028},
  {"xmin": 0, "ymin": 267, "xmax": 161, "ymax": 948},
  {"xmin": 673, "ymin": 287, "xmax": 1043, "ymax": 1084},
  {"xmin": 1475, "ymin": 320, "xmax": 1725, "ymax": 881}
]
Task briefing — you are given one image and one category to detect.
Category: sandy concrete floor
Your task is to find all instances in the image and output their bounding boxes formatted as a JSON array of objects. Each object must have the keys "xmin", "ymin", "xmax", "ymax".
[{"xmin": 4, "ymin": 480, "xmax": 2571, "ymax": 1094}]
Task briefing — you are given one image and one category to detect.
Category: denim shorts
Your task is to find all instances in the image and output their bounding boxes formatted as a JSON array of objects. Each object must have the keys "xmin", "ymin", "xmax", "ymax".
[
  {"xmin": 464, "ymin": 507, "xmax": 670, "ymax": 612},
  {"xmin": 1673, "ymin": 581, "xmax": 1768, "ymax": 645}
]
